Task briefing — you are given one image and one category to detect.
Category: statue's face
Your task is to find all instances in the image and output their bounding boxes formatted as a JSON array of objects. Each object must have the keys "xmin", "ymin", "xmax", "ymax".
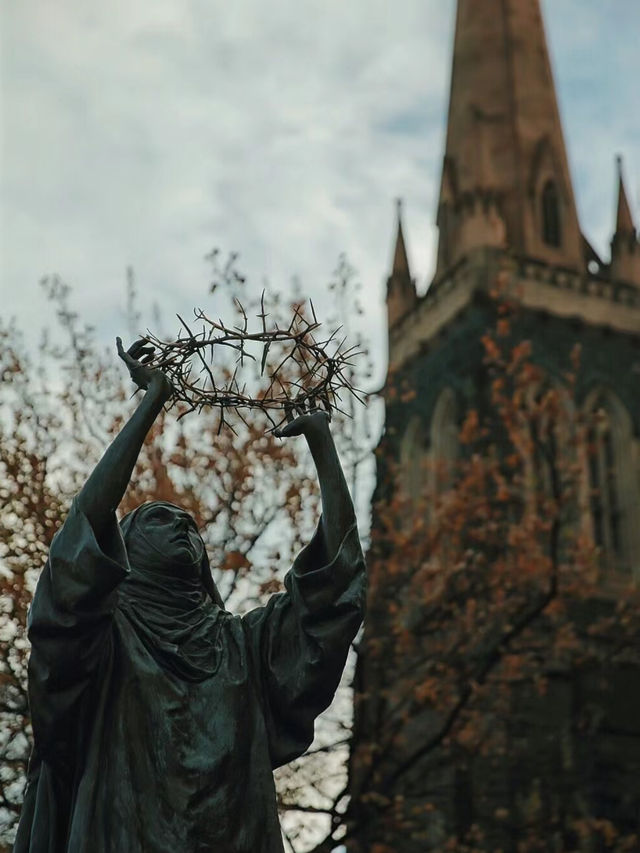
[{"xmin": 135, "ymin": 504, "xmax": 205, "ymax": 573}]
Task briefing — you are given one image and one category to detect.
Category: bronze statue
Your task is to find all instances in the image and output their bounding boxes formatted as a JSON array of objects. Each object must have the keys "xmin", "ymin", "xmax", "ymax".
[{"xmin": 14, "ymin": 339, "xmax": 365, "ymax": 852}]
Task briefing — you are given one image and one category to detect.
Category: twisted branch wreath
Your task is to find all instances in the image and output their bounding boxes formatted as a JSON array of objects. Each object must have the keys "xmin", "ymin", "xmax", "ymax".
[{"xmin": 143, "ymin": 294, "xmax": 364, "ymax": 432}]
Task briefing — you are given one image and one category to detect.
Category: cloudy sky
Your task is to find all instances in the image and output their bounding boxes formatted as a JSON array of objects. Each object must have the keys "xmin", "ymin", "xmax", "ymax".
[{"xmin": 2, "ymin": 0, "xmax": 639, "ymax": 385}]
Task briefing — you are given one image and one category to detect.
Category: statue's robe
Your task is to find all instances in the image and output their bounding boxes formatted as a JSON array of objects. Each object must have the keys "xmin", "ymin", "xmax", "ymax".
[{"xmin": 14, "ymin": 499, "xmax": 365, "ymax": 852}]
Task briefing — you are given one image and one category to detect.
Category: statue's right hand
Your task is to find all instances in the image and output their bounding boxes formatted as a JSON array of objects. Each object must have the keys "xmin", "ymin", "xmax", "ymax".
[{"xmin": 116, "ymin": 337, "xmax": 173, "ymax": 400}]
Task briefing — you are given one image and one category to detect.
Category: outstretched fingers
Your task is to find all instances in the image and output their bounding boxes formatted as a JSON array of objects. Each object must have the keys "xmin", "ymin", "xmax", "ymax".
[
  {"xmin": 128, "ymin": 339, "xmax": 155, "ymax": 362},
  {"xmin": 275, "ymin": 407, "xmax": 329, "ymax": 438},
  {"xmin": 115, "ymin": 336, "xmax": 173, "ymax": 399},
  {"xmin": 116, "ymin": 336, "xmax": 127, "ymax": 359},
  {"xmin": 116, "ymin": 337, "xmax": 155, "ymax": 366}
]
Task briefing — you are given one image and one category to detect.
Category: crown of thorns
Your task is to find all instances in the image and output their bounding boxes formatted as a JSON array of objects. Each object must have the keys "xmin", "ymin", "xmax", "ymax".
[{"xmin": 143, "ymin": 295, "xmax": 364, "ymax": 432}]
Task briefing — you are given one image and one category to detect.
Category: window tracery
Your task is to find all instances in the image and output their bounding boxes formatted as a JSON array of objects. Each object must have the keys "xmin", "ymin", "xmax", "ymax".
[
  {"xmin": 583, "ymin": 389, "xmax": 635, "ymax": 574},
  {"xmin": 541, "ymin": 180, "xmax": 561, "ymax": 247},
  {"xmin": 430, "ymin": 388, "xmax": 459, "ymax": 492},
  {"xmin": 399, "ymin": 415, "xmax": 428, "ymax": 502}
]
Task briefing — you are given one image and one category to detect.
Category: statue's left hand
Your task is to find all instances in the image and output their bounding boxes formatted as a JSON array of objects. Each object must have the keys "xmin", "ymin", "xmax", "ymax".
[
  {"xmin": 117, "ymin": 337, "xmax": 173, "ymax": 400},
  {"xmin": 275, "ymin": 408, "xmax": 330, "ymax": 439}
]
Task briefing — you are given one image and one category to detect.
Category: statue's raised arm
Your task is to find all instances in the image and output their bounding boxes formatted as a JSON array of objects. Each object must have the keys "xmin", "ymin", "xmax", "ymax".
[
  {"xmin": 77, "ymin": 338, "xmax": 173, "ymax": 536},
  {"xmin": 243, "ymin": 408, "xmax": 365, "ymax": 769},
  {"xmin": 276, "ymin": 408, "xmax": 356, "ymax": 560}
]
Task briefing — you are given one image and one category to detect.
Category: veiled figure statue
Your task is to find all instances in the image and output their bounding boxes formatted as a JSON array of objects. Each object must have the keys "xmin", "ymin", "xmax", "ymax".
[{"xmin": 14, "ymin": 339, "xmax": 366, "ymax": 853}]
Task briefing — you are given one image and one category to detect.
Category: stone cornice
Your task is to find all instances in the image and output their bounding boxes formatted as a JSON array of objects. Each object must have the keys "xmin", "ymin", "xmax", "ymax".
[{"xmin": 388, "ymin": 248, "xmax": 640, "ymax": 373}]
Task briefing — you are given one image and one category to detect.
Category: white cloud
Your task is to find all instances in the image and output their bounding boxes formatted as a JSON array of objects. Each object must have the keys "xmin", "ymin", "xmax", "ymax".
[{"xmin": 1, "ymin": 0, "xmax": 638, "ymax": 390}]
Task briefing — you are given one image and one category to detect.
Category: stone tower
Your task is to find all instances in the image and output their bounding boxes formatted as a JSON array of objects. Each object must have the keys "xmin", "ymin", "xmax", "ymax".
[{"xmin": 349, "ymin": 1, "xmax": 640, "ymax": 849}]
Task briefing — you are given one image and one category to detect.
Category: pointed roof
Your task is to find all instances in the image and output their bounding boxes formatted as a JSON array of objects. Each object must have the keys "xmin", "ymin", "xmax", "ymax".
[
  {"xmin": 387, "ymin": 199, "xmax": 417, "ymax": 327},
  {"xmin": 391, "ymin": 199, "xmax": 411, "ymax": 277},
  {"xmin": 615, "ymin": 156, "xmax": 636, "ymax": 235},
  {"xmin": 435, "ymin": 0, "xmax": 583, "ymax": 275}
]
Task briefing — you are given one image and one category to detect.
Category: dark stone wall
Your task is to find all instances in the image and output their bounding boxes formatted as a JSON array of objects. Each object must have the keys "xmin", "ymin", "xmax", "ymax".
[
  {"xmin": 384, "ymin": 294, "xmax": 640, "ymax": 462},
  {"xmin": 351, "ymin": 285, "xmax": 640, "ymax": 851}
]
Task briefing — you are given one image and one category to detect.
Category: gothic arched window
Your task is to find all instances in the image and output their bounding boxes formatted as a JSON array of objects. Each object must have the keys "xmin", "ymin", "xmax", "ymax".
[
  {"xmin": 430, "ymin": 388, "xmax": 459, "ymax": 492},
  {"xmin": 541, "ymin": 180, "xmax": 561, "ymax": 247},
  {"xmin": 584, "ymin": 390, "xmax": 636, "ymax": 574},
  {"xmin": 514, "ymin": 379, "xmax": 576, "ymax": 526},
  {"xmin": 400, "ymin": 416, "xmax": 428, "ymax": 502}
]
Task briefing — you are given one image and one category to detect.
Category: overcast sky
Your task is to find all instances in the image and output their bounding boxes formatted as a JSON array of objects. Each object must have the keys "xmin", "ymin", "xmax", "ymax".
[{"xmin": 2, "ymin": 0, "xmax": 639, "ymax": 386}]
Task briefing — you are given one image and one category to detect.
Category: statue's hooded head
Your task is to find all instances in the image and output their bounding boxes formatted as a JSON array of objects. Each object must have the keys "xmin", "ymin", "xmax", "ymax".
[{"xmin": 119, "ymin": 501, "xmax": 224, "ymax": 609}]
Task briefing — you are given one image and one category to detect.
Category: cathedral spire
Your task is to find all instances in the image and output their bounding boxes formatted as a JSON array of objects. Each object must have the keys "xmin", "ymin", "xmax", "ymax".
[
  {"xmin": 611, "ymin": 156, "xmax": 640, "ymax": 286},
  {"xmin": 387, "ymin": 199, "xmax": 416, "ymax": 328},
  {"xmin": 615, "ymin": 156, "xmax": 635, "ymax": 236},
  {"xmin": 434, "ymin": 0, "xmax": 584, "ymax": 280},
  {"xmin": 392, "ymin": 198, "xmax": 411, "ymax": 276}
]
